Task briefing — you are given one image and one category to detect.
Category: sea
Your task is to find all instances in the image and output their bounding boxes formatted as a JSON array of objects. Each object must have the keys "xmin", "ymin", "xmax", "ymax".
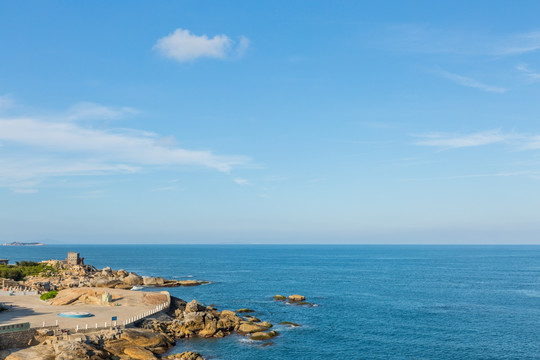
[{"xmin": 1, "ymin": 245, "xmax": 539, "ymax": 360}]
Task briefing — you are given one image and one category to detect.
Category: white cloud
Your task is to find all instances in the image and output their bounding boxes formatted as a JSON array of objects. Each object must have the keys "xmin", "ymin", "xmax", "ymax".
[
  {"xmin": 440, "ymin": 71, "xmax": 506, "ymax": 93},
  {"xmin": 516, "ymin": 64, "xmax": 540, "ymax": 81},
  {"xmin": 13, "ymin": 188, "xmax": 38, "ymax": 194},
  {"xmin": 234, "ymin": 177, "xmax": 251, "ymax": 186},
  {"xmin": 415, "ymin": 130, "xmax": 507, "ymax": 148},
  {"xmin": 65, "ymin": 102, "xmax": 138, "ymax": 121},
  {"xmin": 0, "ymin": 110, "xmax": 250, "ymax": 190},
  {"xmin": 495, "ymin": 31, "xmax": 540, "ymax": 55},
  {"xmin": 154, "ymin": 28, "xmax": 249, "ymax": 62}
]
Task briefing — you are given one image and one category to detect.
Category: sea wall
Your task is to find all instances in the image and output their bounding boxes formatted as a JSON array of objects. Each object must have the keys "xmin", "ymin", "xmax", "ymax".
[{"xmin": 0, "ymin": 328, "xmax": 37, "ymax": 350}]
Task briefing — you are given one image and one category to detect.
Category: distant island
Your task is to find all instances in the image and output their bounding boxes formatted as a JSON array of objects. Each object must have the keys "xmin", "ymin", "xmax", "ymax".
[{"xmin": 2, "ymin": 241, "xmax": 45, "ymax": 246}]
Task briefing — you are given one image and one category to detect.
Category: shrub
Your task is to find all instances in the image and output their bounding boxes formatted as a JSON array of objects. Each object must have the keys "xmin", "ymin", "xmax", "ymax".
[{"xmin": 40, "ymin": 290, "xmax": 58, "ymax": 301}]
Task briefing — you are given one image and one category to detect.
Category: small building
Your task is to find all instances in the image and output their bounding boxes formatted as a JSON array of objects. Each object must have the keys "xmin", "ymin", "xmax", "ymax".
[
  {"xmin": 66, "ymin": 252, "xmax": 84, "ymax": 266},
  {"xmin": 0, "ymin": 259, "xmax": 8, "ymax": 265}
]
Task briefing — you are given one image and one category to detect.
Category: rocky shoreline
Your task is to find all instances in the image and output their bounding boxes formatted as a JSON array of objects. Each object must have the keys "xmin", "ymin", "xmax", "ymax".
[
  {"xmin": 0, "ymin": 295, "xmax": 282, "ymax": 360},
  {"xmin": 0, "ymin": 256, "xmax": 308, "ymax": 359},
  {"xmin": 20, "ymin": 260, "xmax": 209, "ymax": 293}
]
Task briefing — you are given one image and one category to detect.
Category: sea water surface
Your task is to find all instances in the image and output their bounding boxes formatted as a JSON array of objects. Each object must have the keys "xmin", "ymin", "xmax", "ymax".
[{"xmin": 1, "ymin": 245, "xmax": 539, "ymax": 359}]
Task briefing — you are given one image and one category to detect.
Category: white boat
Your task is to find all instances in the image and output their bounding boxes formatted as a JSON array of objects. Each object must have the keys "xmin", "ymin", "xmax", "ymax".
[{"xmin": 131, "ymin": 286, "xmax": 144, "ymax": 291}]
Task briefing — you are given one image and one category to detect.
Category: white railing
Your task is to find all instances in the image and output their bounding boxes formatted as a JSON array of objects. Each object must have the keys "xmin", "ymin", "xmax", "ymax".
[{"xmin": 35, "ymin": 295, "xmax": 171, "ymax": 331}]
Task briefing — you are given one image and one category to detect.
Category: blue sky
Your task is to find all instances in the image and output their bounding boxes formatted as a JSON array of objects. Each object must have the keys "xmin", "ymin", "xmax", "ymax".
[{"xmin": 1, "ymin": 1, "xmax": 540, "ymax": 244}]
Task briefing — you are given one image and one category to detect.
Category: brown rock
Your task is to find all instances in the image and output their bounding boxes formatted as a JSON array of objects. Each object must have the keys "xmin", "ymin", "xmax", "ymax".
[
  {"xmin": 124, "ymin": 345, "xmax": 158, "ymax": 360},
  {"xmin": 124, "ymin": 273, "xmax": 144, "ymax": 285},
  {"xmin": 4, "ymin": 345, "xmax": 55, "ymax": 360},
  {"xmin": 236, "ymin": 308, "xmax": 255, "ymax": 313},
  {"xmin": 237, "ymin": 323, "xmax": 268, "ymax": 334},
  {"xmin": 249, "ymin": 330, "xmax": 279, "ymax": 341},
  {"xmin": 165, "ymin": 351, "xmax": 205, "ymax": 360},
  {"xmin": 288, "ymin": 294, "xmax": 305, "ymax": 302},
  {"xmin": 143, "ymin": 277, "xmax": 165, "ymax": 286},
  {"xmin": 184, "ymin": 299, "xmax": 203, "ymax": 313}
]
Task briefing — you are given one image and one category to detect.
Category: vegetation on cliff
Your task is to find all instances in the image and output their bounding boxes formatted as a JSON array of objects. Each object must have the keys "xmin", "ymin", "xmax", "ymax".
[{"xmin": 0, "ymin": 261, "xmax": 57, "ymax": 281}]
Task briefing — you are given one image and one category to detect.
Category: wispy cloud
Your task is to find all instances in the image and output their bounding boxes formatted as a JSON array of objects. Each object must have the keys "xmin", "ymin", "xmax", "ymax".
[
  {"xmin": 516, "ymin": 63, "xmax": 540, "ymax": 81},
  {"xmin": 495, "ymin": 31, "xmax": 540, "ymax": 55},
  {"xmin": 415, "ymin": 130, "xmax": 507, "ymax": 148},
  {"xmin": 414, "ymin": 129, "xmax": 540, "ymax": 151},
  {"xmin": 380, "ymin": 25, "xmax": 540, "ymax": 57},
  {"xmin": 65, "ymin": 102, "xmax": 138, "ymax": 121},
  {"xmin": 154, "ymin": 28, "xmax": 249, "ymax": 62},
  {"xmin": 402, "ymin": 170, "xmax": 540, "ymax": 182},
  {"xmin": 440, "ymin": 71, "xmax": 506, "ymax": 93},
  {"xmin": 13, "ymin": 188, "xmax": 38, "ymax": 194},
  {"xmin": 0, "ymin": 103, "xmax": 250, "ymax": 191},
  {"xmin": 234, "ymin": 177, "xmax": 251, "ymax": 186}
]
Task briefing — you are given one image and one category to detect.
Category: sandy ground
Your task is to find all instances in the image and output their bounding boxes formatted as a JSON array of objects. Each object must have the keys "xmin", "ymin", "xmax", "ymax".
[{"xmin": 0, "ymin": 288, "xmax": 169, "ymax": 329}]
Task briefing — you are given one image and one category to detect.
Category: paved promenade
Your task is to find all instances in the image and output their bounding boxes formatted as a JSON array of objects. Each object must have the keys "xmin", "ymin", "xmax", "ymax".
[{"xmin": 0, "ymin": 288, "xmax": 169, "ymax": 329}]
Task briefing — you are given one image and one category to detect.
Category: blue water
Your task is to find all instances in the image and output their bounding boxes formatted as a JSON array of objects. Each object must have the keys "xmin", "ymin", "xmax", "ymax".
[{"xmin": 1, "ymin": 245, "xmax": 539, "ymax": 359}]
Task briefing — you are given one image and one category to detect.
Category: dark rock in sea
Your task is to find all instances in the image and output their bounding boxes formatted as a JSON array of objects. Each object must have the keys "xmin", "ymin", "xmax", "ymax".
[
  {"xmin": 280, "ymin": 321, "xmax": 301, "ymax": 327},
  {"xmin": 249, "ymin": 330, "xmax": 279, "ymax": 341},
  {"xmin": 236, "ymin": 308, "xmax": 255, "ymax": 313}
]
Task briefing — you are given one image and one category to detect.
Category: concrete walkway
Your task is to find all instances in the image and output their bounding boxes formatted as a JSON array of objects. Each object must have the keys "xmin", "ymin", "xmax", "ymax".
[{"xmin": 0, "ymin": 288, "xmax": 169, "ymax": 329}]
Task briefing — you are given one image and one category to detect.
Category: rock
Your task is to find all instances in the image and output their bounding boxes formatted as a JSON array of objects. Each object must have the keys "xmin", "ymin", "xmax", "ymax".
[
  {"xmin": 169, "ymin": 296, "xmax": 187, "ymax": 314},
  {"xmin": 220, "ymin": 310, "xmax": 237, "ymax": 317},
  {"xmin": 182, "ymin": 311, "xmax": 206, "ymax": 332},
  {"xmin": 144, "ymin": 277, "xmax": 165, "ymax": 286},
  {"xmin": 124, "ymin": 345, "xmax": 158, "ymax": 360},
  {"xmin": 249, "ymin": 330, "xmax": 279, "ymax": 341},
  {"xmin": 280, "ymin": 321, "xmax": 301, "ymax": 327},
  {"xmin": 124, "ymin": 273, "xmax": 144, "ymax": 286},
  {"xmin": 4, "ymin": 345, "xmax": 55, "ymax": 360},
  {"xmin": 245, "ymin": 315, "xmax": 261, "ymax": 322},
  {"xmin": 94, "ymin": 278, "xmax": 122, "ymax": 288},
  {"xmin": 236, "ymin": 308, "xmax": 255, "ymax": 313},
  {"xmin": 184, "ymin": 299, "xmax": 204, "ymax": 313},
  {"xmin": 198, "ymin": 315, "xmax": 218, "ymax": 337},
  {"xmin": 101, "ymin": 267, "xmax": 112, "ymax": 276},
  {"xmin": 237, "ymin": 323, "xmax": 268, "ymax": 334},
  {"xmin": 176, "ymin": 280, "xmax": 204, "ymax": 286},
  {"xmin": 117, "ymin": 269, "xmax": 128, "ymax": 277},
  {"xmin": 121, "ymin": 329, "xmax": 174, "ymax": 353},
  {"xmin": 164, "ymin": 351, "xmax": 205, "ymax": 360},
  {"xmin": 53, "ymin": 340, "xmax": 111, "ymax": 360},
  {"xmin": 216, "ymin": 311, "xmax": 241, "ymax": 331},
  {"xmin": 258, "ymin": 321, "xmax": 273, "ymax": 328},
  {"xmin": 273, "ymin": 295, "xmax": 286, "ymax": 301},
  {"xmin": 288, "ymin": 294, "xmax": 305, "ymax": 302}
]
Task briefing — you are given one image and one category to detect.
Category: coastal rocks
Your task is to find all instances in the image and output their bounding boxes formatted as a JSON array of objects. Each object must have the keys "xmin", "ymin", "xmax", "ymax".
[
  {"xmin": 237, "ymin": 323, "xmax": 269, "ymax": 334},
  {"xmin": 163, "ymin": 352, "xmax": 205, "ymax": 360},
  {"xmin": 143, "ymin": 277, "xmax": 165, "ymax": 286},
  {"xmin": 185, "ymin": 300, "xmax": 205, "ymax": 313},
  {"xmin": 117, "ymin": 269, "xmax": 128, "ymax": 277},
  {"xmin": 19, "ymin": 259, "xmax": 208, "ymax": 292},
  {"xmin": 123, "ymin": 273, "xmax": 144, "ymax": 286},
  {"xmin": 288, "ymin": 294, "xmax": 305, "ymax": 302},
  {"xmin": 4, "ymin": 344, "xmax": 55, "ymax": 360},
  {"xmin": 123, "ymin": 345, "xmax": 157, "ymax": 360},
  {"xmin": 249, "ymin": 330, "xmax": 279, "ymax": 341},
  {"xmin": 285, "ymin": 294, "xmax": 315, "ymax": 306},
  {"xmin": 280, "ymin": 321, "xmax": 301, "ymax": 327},
  {"xmin": 236, "ymin": 308, "xmax": 255, "ymax": 313},
  {"xmin": 273, "ymin": 295, "xmax": 286, "ymax": 301}
]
